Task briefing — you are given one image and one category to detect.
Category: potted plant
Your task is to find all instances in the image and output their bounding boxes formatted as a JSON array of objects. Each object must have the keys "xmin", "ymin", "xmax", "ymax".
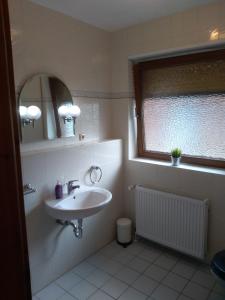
[{"xmin": 171, "ymin": 148, "xmax": 182, "ymax": 166}]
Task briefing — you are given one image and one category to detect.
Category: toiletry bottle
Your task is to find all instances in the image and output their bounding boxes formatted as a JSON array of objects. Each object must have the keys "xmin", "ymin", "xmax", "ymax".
[
  {"xmin": 60, "ymin": 175, "xmax": 67, "ymax": 195},
  {"xmin": 55, "ymin": 180, "xmax": 63, "ymax": 199}
]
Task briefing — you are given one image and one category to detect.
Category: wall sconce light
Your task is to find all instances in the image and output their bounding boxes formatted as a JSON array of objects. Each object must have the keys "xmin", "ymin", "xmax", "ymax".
[
  {"xmin": 58, "ymin": 104, "xmax": 81, "ymax": 124},
  {"xmin": 209, "ymin": 28, "xmax": 225, "ymax": 41},
  {"xmin": 19, "ymin": 105, "xmax": 42, "ymax": 127},
  {"xmin": 210, "ymin": 29, "xmax": 219, "ymax": 41}
]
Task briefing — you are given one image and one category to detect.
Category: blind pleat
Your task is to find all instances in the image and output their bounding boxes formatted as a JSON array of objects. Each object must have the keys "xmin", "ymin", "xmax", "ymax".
[{"xmin": 142, "ymin": 59, "xmax": 225, "ymax": 98}]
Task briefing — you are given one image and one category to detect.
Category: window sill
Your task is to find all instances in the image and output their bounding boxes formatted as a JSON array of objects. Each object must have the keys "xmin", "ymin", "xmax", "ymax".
[{"xmin": 130, "ymin": 157, "xmax": 225, "ymax": 176}]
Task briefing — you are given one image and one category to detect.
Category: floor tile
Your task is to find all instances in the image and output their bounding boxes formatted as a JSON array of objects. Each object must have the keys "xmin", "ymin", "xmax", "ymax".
[
  {"xmin": 181, "ymin": 257, "xmax": 200, "ymax": 269},
  {"xmin": 198, "ymin": 263, "xmax": 211, "ymax": 274},
  {"xmin": 155, "ymin": 254, "xmax": 177, "ymax": 271},
  {"xmin": 100, "ymin": 244, "xmax": 122, "ymax": 258},
  {"xmin": 151, "ymin": 284, "xmax": 179, "ymax": 300},
  {"xmin": 172, "ymin": 261, "xmax": 196, "ymax": 279},
  {"xmin": 125, "ymin": 242, "xmax": 145, "ymax": 255},
  {"xmin": 86, "ymin": 269, "xmax": 111, "ymax": 288},
  {"xmin": 69, "ymin": 280, "xmax": 97, "ymax": 300},
  {"xmin": 191, "ymin": 270, "xmax": 215, "ymax": 289},
  {"xmin": 113, "ymin": 251, "xmax": 135, "ymax": 265},
  {"xmin": 214, "ymin": 283, "xmax": 225, "ymax": 296},
  {"xmin": 183, "ymin": 282, "xmax": 210, "ymax": 300},
  {"xmin": 139, "ymin": 248, "xmax": 161, "ymax": 263},
  {"xmin": 177, "ymin": 295, "xmax": 192, "ymax": 300},
  {"xmin": 56, "ymin": 271, "xmax": 82, "ymax": 291},
  {"xmin": 108, "ymin": 240, "xmax": 120, "ymax": 247},
  {"xmin": 128, "ymin": 257, "xmax": 150, "ymax": 273},
  {"xmin": 115, "ymin": 266, "xmax": 140, "ymax": 284},
  {"xmin": 72, "ymin": 261, "xmax": 95, "ymax": 278},
  {"xmin": 163, "ymin": 272, "xmax": 188, "ymax": 292},
  {"xmin": 165, "ymin": 249, "xmax": 182, "ymax": 259},
  {"xmin": 87, "ymin": 253, "xmax": 107, "ymax": 268},
  {"xmin": 101, "ymin": 277, "xmax": 128, "ymax": 298},
  {"xmin": 208, "ymin": 292, "xmax": 225, "ymax": 300},
  {"xmin": 89, "ymin": 290, "xmax": 114, "ymax": 300},
  {"xmin": 119, "ymin": 287, "xmax": 147, "ymax": 300},
  {"xmin": 143, "ymin": 240, "xmax": 164, "ymax": 252},
  {"xmin": 36, "ymin": 283, "xmax": 66, "ymax": 300},
  {"xmin": 145, "ymin": 264, "xmax": 168, "ymax": 282},
  {"xmin": 108, "ymin": 241, "xmax": 124, "ymax": 252},
  {"xmin": 99, "ymin": 259, "xmax": 123, "ymax": 275},
  {"xmin": 133, "ymin": 274, "xmax": 158, "ymax": 296},
  {"xmin": 58, "ymin": 294, "xmax": 76, "ymax": 300},
  {"xmin": 35, "ymin": 240, "xmax": 221, "ymax": 300}
]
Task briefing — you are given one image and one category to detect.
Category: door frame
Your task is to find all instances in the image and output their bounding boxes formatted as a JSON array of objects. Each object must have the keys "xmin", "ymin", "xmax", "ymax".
[{"xmin": 0, "ymin": 1, "xmax": 31, "ymax": 299}]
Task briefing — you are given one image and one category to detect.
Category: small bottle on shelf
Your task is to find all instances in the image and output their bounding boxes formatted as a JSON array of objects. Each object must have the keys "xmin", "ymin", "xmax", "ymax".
[{"xmin": 55, "ymin": 180, "xmax": 63, "ymax": 199}]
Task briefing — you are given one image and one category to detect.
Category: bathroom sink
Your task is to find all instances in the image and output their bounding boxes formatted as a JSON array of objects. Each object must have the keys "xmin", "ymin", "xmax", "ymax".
[{"xmin": 45, "ymin": 185, "xmax": 112, "ymax": 220}]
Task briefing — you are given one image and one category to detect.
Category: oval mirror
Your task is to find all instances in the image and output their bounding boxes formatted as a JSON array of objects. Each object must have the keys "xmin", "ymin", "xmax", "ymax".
[{"xmin": 18, "ymin": 74, "xmax": 80, "ymax": 143}]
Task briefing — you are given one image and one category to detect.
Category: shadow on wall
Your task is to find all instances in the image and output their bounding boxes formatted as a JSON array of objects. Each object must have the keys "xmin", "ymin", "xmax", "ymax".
[{"xmin": 26, "ymin": 186, "xmax": 63, "ymax": 267}]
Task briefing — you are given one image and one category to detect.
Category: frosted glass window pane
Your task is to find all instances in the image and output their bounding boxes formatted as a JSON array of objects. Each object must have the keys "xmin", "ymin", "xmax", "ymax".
[{"xmin": 143, "ymin": 94, "xmax": 225, "ymax": 160}]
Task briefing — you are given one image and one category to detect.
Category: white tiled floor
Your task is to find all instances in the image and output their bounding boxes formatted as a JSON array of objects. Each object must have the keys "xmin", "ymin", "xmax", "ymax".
[{"xmin": 34, "ymin": 239, "xmax": 225, "ymax": 300}]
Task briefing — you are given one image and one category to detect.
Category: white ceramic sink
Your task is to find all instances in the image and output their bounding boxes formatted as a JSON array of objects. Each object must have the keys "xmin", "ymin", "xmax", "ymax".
[{"xmin": 45, "ymin": 185, "xmax": 112, "ymax": 220}]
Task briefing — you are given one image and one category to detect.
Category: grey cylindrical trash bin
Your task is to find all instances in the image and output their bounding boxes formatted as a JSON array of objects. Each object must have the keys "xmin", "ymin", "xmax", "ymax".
[{"xmin": 117, "ymin": 218, "xmax": 132, "ymax": 247}]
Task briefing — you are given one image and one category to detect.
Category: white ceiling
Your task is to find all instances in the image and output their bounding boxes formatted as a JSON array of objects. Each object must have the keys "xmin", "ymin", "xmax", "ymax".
[{"xmin": 31, "ymin": 0, "xmax": 218, "ymax": 31}]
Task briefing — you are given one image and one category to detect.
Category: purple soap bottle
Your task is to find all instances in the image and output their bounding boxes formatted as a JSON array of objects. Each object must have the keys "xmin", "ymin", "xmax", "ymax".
[{"xmin": 55, "ymin": 180, "xmax": 63, "ymax": 199}]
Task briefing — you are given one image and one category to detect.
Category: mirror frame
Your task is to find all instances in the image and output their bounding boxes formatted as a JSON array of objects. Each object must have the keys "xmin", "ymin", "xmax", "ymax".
[{"xmin": 18, "ymin": 73, "xmax": 74, "ymax": 143}]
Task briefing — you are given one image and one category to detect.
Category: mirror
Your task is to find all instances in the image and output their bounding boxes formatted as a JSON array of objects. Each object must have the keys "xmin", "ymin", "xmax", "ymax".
[{"xmin": 18, "ymin": 74, "xmax": 80, "ymax": 143}]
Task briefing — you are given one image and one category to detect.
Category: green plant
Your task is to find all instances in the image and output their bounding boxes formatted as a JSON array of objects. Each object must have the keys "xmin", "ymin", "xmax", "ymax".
[{"xmin": 171, "ymin": 148, "xmax": 182, "ymax": 158}]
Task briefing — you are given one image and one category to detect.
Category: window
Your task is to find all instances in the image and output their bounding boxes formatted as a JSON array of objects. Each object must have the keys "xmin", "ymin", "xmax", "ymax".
[{"xmin": 133, "ymin": 49, "xmax": 225, "ymax": 168}]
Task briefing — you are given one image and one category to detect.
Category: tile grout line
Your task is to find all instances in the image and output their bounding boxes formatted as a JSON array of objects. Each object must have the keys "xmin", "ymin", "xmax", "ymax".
[
  {"xmin": 85, "ymin": 243, "xmax": 159, "ymax": 299},
  {"xmin": 95, "ymin": 243, "xmax": 214, "ymax": 300},
  {"xmin": 94, "ymin": 245, "xmax": 172, "ymax": 299},
  {"xmin": 84, "ymin": 243, "xmax": 199, "ymax": 299},
  {"xmin": 35, "ymin": 240, "xmax": 218, "ymax": 300}
]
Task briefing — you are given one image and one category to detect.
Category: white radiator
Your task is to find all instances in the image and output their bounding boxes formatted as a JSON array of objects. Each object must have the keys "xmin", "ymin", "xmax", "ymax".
[{"xmin": 135, "ymin": 186, "xmax": 208, "ymax": 259}]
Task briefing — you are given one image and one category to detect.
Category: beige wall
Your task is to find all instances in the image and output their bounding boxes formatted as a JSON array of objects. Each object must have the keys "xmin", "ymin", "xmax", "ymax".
[
  {"xmin": 8, "ymin": 0, "xmax": 225, "ymax": 293},
  {"xmin": 10, "ymin": 0, "xmax": 111, "ymax": 92},
  {"xmin": 111, "ymin": 0, "xmax": 225, "ymax": 93},
  {"xmin": 10, "ymin": 0, "xmax": 113, "ymax": 142},
  {"xmin": 8, "ymin": 0, "xmax": 120, "ymax": 294},
  {"xmin": 111, "ymin": 0, "xmax": 225, "ymax": 259},
  {"xmin": 22, "ymin": 140, "xmax": 124, "ymax": 293}
]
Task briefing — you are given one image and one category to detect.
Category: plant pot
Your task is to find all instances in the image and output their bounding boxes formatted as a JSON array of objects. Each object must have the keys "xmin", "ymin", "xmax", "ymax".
[{"xmin": 171, "ymin": 156, "xmax": 181, "ymax": 166}]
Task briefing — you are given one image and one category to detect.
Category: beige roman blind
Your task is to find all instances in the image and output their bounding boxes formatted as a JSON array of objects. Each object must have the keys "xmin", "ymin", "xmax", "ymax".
[{"xmin": 142, "ymin": 59, "xmax": 225, "ymax": 98}]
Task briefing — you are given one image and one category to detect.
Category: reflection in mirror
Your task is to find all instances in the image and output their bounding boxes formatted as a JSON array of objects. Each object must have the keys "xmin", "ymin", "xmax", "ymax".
[{"xmin": 19, "ymin": 74, "xmax": 81, "ymax": 143}]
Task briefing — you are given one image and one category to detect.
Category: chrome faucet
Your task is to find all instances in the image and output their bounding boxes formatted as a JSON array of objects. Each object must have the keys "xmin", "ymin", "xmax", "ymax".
[{"xmin": 67, "ymin": 180, "xmax": 80, "ymax": 195}]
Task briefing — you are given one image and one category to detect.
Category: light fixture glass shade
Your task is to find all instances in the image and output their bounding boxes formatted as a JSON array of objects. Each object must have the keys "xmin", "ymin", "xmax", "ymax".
[
  {"xmin": 27, "ymin": 105, "xmax": 42, "ymax": 120},
  {"xmin": 69, "ymin": 105, "xmax": 81, "ymax": 117},
  {"xmin": 19, "ymin": 106, "xmax": 28, "ymax": 118},
  {"xmin": 58, "ymin": 105, "xmax": 69, "ymax": 117}
]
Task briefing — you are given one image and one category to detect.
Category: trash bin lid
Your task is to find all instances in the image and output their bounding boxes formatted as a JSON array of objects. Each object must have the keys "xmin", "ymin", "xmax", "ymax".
[{"xmin": 117, "ymin": 218, "xmax": 132, "ymax": 226}]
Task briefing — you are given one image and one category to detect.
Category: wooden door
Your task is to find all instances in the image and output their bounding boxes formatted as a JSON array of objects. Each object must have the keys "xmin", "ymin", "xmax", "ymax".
[{"xmin": 0, "ymin": 0, "xmax": 32, "ymax": 299}]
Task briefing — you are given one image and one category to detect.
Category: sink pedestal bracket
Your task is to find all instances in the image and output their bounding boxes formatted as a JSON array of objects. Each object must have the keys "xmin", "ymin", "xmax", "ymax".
[{"xmin": 56, "ymin": 219, "xmax": 83, "ymax": 239}]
